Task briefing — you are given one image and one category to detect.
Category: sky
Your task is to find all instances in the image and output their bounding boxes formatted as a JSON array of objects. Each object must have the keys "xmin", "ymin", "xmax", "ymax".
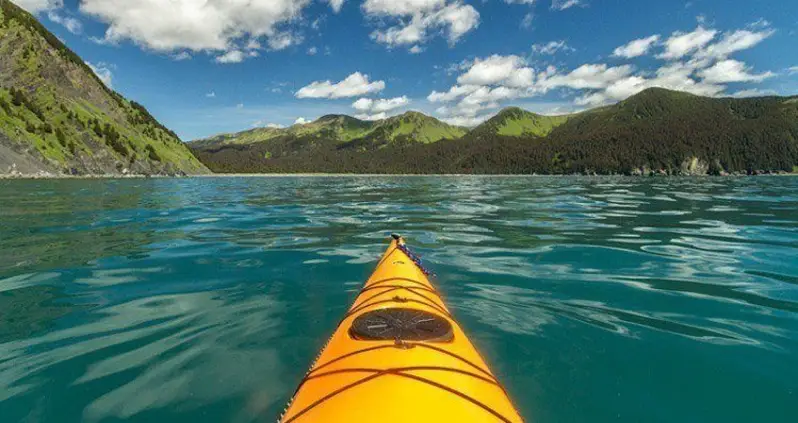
[{"xmin": 14, "ymin": 0, "xmax": 798, "ymax": 141}]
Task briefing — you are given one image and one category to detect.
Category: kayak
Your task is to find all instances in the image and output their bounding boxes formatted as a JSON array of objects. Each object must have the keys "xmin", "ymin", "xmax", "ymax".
[{"xmin": 279, "ymin": 235, "xmax": 524, "ymax": 423}]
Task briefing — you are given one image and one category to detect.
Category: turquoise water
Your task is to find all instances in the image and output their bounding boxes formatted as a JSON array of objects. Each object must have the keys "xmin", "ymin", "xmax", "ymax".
[{"xmin": 1, "ymin": 176, "xmax": 796, "ymax": 423}]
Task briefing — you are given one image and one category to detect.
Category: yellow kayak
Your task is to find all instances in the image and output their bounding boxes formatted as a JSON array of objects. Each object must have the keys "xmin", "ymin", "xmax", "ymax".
[{"xmin": 279, "ymin": 235, "xmax": 524, "ymax": 423}]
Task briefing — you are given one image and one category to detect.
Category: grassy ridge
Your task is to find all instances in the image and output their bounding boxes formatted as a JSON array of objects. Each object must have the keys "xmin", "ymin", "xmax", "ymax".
[
  {"xmin": 471, "ymin": 107, "xmax": 570, "ymax": 138},
  {"xmin": 192, "ymin": 111, "xmax": 467, "ymax": 152}
]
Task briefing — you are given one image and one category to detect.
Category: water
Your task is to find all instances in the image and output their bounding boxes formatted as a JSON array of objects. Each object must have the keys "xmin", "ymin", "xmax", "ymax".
[{"xmin": 0, "ymin": 176, "xmax": 796, "ymax": 423}]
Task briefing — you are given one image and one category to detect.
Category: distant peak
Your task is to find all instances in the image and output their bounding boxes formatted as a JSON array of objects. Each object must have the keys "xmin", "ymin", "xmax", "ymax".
[
  {"xmin": 316, "ymin": 114, "xmax": 351, "ymax": 122},
  {"xmin": 399, "ymin": 110, "xmax": 428, "ymax": 119},
  {"xmin": 630, "ymin": 87, "xmax": 697, "ymax": 98},
  {"xmin": 499, "ymin": 106, "xmax": 527, "ymax": 114},
  {"xmin": 638, "ymin": 87, "xmax": 675, "ymax": 94},
  {"xmin": 495, "ymin": 106, "xmax": 533, "ymax": 118}
]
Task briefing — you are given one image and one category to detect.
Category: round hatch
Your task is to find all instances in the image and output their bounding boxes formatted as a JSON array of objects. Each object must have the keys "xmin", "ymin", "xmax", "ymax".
[{"xmin": 349, "ymin": 308, "xmax": 453, "ymax": 342}]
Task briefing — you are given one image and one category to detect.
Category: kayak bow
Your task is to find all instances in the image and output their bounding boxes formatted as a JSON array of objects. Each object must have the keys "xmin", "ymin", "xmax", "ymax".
[{"xmin": 279, "ymin": 235, "xmax": 524, "ymax": 423}]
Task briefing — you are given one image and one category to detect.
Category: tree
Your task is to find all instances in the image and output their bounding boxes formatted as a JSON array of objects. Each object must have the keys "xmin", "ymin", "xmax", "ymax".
[
  {"xmin": 11, "ymin": 88, "xmax": 25, "ymax": 107},
  {"xmin": 0, "ymin": 97, "xmax": 10, "ymax": 114},
  {"xmin": 107, "ymin": 137, "xmax": 129, "ymax": 157},
  {"xmin": 146, "ymin": 144, "xmax": 161, "ymax": 162},
  {"xmin": 55, "ymin": 128, "xmax": 67, "ymax": 146}
]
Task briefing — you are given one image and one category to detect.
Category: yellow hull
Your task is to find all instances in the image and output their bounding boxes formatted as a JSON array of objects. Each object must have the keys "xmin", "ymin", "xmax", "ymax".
[{"xmin": 280, "ymin": 236, "xmax": 524, "ymax": 423}]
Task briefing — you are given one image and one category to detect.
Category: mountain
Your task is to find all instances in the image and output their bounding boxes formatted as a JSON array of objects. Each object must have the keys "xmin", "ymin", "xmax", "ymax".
[
  {"xmin": 0, "ymin": 0, "xmax": 208, "ymax": 176},
  {"xmin": 358, "ymin": 111, "xmax": 468, "ymax": 145},
  {"xmin": 192, "ymin": 111, "xmax": 466, "ymax": 153},
  {"xmin": 193, "ymin": 88, "xmax": 798, "ymax": 175},
  {"xmin": 190, "ymin": 114, "xmax": 375, "ymax": 152},
  {"xmin": 470, "ymin": 107, "xmax": 570, "ymax": 138}
]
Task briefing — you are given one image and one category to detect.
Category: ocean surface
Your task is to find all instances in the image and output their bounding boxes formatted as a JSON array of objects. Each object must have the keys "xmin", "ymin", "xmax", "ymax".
[{"xmin": 0, "ymin": 176, "xmax": 796, "ymax": 423}]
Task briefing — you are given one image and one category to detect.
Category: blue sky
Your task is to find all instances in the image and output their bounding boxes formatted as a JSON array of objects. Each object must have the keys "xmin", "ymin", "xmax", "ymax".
[{"xmin": 16, "ymin": 0, "xmax": 798, "ymax": 140}]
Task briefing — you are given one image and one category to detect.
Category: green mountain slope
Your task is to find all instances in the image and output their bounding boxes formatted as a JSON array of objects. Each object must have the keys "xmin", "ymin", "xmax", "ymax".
[
  {"xmin": 191, "ymin": 114, "xmax": 377, "ymax": 150},
  {"xmin": 470, "ymin": 107, "xmax": 570, "ymax": 138},
  {"xmin": 0, "ymin": 0, "xmax": 208, "ymax": 176},
  {"xmin": 343, "ymin": 112, "xmax": 467, "ymax": 149},
  {"xmin": 194, "ymin": 88, "xmax": 798, "ymax": 175},
  {"xmin": 190, "ymin": 111, "xmax": 467, "ymax": 160}
]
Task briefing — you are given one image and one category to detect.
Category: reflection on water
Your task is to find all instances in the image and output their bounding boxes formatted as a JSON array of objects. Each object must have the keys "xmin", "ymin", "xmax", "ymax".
[{"xmin": 0, "ymin": 176, "xmax": 797, "ymax": 423}]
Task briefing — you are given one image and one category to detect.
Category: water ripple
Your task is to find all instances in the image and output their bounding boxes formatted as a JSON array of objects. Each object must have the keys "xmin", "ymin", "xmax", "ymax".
[{"xmin": 0, "ymin": 176, "xmax": 797, "ymax": 423}]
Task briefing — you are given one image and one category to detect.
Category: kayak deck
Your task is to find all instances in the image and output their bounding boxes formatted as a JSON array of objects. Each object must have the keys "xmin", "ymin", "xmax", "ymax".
[{"xmin": 280, "ymin": 236, "xmax": 523, "ymax": 423}]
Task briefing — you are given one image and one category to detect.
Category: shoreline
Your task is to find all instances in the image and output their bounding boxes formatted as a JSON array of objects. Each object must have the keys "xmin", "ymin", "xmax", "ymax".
[{"xmin": 2, "ymin": 172, "xmax": 796, "ymax": 180}]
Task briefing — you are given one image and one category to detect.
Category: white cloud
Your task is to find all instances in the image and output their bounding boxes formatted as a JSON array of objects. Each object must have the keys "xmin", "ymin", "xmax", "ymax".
[
  {"xmin": 612, "ymin": 35, "xmax": 660, "ymax": 58},
  {"xmin": 14, "ymin": 0, "xmax": 59, "ymax": 13},
  {"xmin": 521, "ymin": 13, "xmax": 535, "ymax": 29},
  {"xmin": 433, "ymin": 86, "xmax": 519, "ymax": 120},
  {"xmin": 457, "ymin": 55, "xmax": 534, "ymax": 87},
  {"xmin": 295, "ymin": 72, "xmax": 386, "ymax": 99},
  {"xmin": 539, "ymin": 64, "xmax": 635, "ymax": 90},
  {"xmin": 355, "ymin": 112, "xmax": 388, "ymax": 121},
  {"xmin": 352, "ymin": 97, "xmax": 410, "ymax": 121},
  {"xmin": 80, "ymin": 0, "xmax": 312, "ymax": 62},
  {"xmin": 17, "ymin": 0, "xmax": 82, "ymax": 33},
  {"xmin": 352, "ymin": 98, "xmax": 374, "ymax": 111},
  {"xmin": 294, "ymin": 117, "xmax": 310, "ymax": 125},
  {"xmin": 265, "ymin": 123, "xmax": 285, "ymax": 129},
  {"xmin": 172, "ymin": 52, "xmax": 192, "ymax": 61},
  {"xmin": 460, "ymin": 86, "xmax": 518, "ymax": 107},
  {"xmin": 427, "ymin": 21, "xmax": 778, "ymax": 122},
  {"xmin": 698, "ymin": 59, "xmax": 774, "ymax": 84},
  {"xmin": 647, "ymin": 62, "xmax": 724, "ymax": 96},
  {"xmin": 327, "ymin": 0, "xmax": 345, "ymax": 13},
  {"xmin": 363, "ymin": 0, "xmax": 445, "ymax": 15},
  {"xmin": 428, "ymin": 84, "xmax": 481, "ymax": 103},
  {"xmin": 430, "ymin": 55, "xmax": 543, "ymax": 122},
  {"xmin": 571, "ymin": 21, "xmax": 777, "ymax": 106},
  {"xmin": 551, "ymin": 0, "xmax": 582, "ymax": 10},
  {"xmin": 215, "ymin": 50, "xmax": 245, "ymax": 64},
  {"xmin": 206, "ymin": 91, "xmax": 216, "ymax": 98},
  {"xmin": 267, "ymin": 33, "xmax": 302, "ymax": 51},
  {"xmin": 372, "ymin": 97, "xmax": 410, "ymax": 113},
  {"xmin": 572, "ymin": 61, "xmax": 731, "ymax": 107},
  {"xmin": 409, "ymin": 45, "xmax": 424, "ymax": 54},
  {"xmin": 572, "ymin": 60, "xmax": 739, "ymax": 107},
  {"xmin": 531, "ymin": 40, "xmax": 573, "ymax": 55},
  {"xmin": 366, "ymin": 1, "xmax": 480, "ymax": 49},
  {"xmin": 504, "ymin": 0, "xmax": 537, "ymax": 4},
  {"xmin": 731, "ymin": 88, "xmax": 777, "ymax": 98},
  {"xmin": 87, "ymin": 62, "xmax": 113, "ymax": 88},
  {"xmin": 789, "ymin": 66, "xmax": 798, "ymax": 75},
  {"xmin": 748, "ymin": 18, "xmax": 771, "ymax": 30},
  {"xmin": 47, "ymin": 10, "xmax": 82, "ymax": 34},
  {"xmin": 659, "ymin": 26, "xmax": 717, "ymax": 60},
  {"xmin": 307, "ymin": 46, "xmax": 318, "ymax": 55},
  {"xmin": 441, "ymin": 114, "xmax": 492, "ymax": 127},
  {"xmin": 696, "ymin": 28, "xmax": 775, "ymax": 60},
  {"xmin": 352, "ymin": 96, "xmax": 410, "ymax": 113}
]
